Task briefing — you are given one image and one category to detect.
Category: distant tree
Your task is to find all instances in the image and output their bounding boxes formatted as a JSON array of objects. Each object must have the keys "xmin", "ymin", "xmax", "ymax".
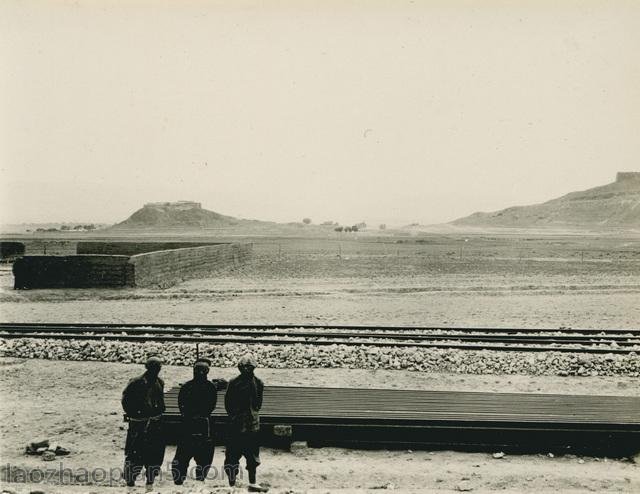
[
  {"xmin": 84, "ymin": 224, "xmax": 96, "ymax": 230},
  {"xmin": 351, "ymin": 225, "xmax": 359, "ymax": 232},
  {"xmin": 334, "ymin": 226, "xmax": 344, "ymax": 232},
  {"xmin": 344, "ymin": 226, "xmax": 352, "ymax": 232},
  {"xmin": 60, "ymin": 225, "xmax": 70, "ymax": 231},
  {"xmin": 73, "ymin": 225, "xmax": 84, "ymax": 230},
  {"xmin": 379, "ymin": 224, "xmax": 386, "ymax": 230},
  {"xmin": 302, "ymin": 218, "xmax": 312, "ymax": 225}
]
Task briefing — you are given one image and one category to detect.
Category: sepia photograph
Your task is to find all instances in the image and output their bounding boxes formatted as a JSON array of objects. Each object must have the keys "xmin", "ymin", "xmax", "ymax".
[{"xmin": 1, "ymin": 1, "xmax": 639, "ymax": 493}]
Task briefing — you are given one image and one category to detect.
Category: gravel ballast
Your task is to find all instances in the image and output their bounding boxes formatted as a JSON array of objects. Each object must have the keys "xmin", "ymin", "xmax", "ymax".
[{"xmin": 0, "ymin": 337, "xmax": 638, "ymax": 377}]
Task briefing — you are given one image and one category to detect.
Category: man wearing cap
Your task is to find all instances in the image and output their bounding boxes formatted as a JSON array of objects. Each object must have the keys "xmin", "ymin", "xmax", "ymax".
[
  {"xmin": 171, "ymin": 357, "xmax": 219, "ymax": 485},
  {"xmin": 224, "ymin": 354, "xmax": 268, "ymax": 492},
  {"xmin": 121, "ymin": 356, "xmax": 166, "ymax": 491}
]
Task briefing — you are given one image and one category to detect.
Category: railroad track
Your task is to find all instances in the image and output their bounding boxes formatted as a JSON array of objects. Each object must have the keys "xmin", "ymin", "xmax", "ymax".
[{"xmin": 1, "ymin": 322, "xmax": 639, "ymax": 354}]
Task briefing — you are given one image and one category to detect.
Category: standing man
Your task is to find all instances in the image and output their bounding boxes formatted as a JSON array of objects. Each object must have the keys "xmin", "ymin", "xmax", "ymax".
[
  {"xmin": 171, "ymin": 357, "xmax": 219, "ymax": 485},
  {"xmin": 224, "ymin": 354, "xmax": 268, "ymax": 492},
  {"xmin": 121, "ymin": 355, "xmax": 166, "ymax": 491}
]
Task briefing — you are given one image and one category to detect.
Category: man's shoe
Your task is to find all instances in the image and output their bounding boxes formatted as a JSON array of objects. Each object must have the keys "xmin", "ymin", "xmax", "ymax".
[{"xmin": 248, "ymin": 484, "xmax": 269, "ymax": 493}]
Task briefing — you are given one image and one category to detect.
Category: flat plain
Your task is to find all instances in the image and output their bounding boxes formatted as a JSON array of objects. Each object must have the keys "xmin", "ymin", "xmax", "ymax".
[{"xmin": 1, "ymin": 233, "xmax": 639, "ymax": 328}]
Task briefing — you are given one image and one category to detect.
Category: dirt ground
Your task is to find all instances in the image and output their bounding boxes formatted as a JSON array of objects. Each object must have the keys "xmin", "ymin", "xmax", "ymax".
[
  {"xmin": 2, "ymin": 236, "xmax": 640, "ymax": 328},
  {"xmin": 1, "ymin": 235, "xmax": 639, "ymax": 492},
  {"xmin": 0, "ymin": 358, "xmax": 639, "ymax": 494}
]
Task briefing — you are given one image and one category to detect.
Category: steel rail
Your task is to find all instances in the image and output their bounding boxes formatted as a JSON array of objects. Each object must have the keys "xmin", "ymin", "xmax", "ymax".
[
  {"xmin": 0, "ymin": 323, "xmax": 639, "ymax": 348},
  {"xmin": 0, "ymin": 328, "xmax": 637, "ymax": 346},
  {"xmin": 0, "ymin": 329, "xmax": 637, "ymax": 354},
  {"xmin": 2, "ymin": 323, "xmax": 640, "ymax": 342},
  {"xmin": 2, "ymin": 322, "xmax": 639, "ymax": 335},
  {"xmin": 160, "ymin": 386, "xmax": 640, "ymax": 424}
]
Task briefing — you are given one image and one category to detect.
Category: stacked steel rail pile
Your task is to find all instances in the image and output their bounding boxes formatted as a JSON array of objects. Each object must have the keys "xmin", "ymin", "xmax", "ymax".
[
  {"xmin": 1, "ymin": 322, "xmax": 639, "ymax": 353},
  {"xmin": 161, "ymin": 385, "xmax": 640, "ymax": 456}
]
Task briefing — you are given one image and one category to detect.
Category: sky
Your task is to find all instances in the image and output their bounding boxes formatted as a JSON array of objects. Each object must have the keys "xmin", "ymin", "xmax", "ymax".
[{"xmin": 1, "ymin": 0, "xmax": 639, "ymax": 226}]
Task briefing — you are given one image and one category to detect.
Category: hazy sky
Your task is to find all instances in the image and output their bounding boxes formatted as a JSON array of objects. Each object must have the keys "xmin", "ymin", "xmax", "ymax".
[{"xmin": 1, "ymin": 0, "xmax": 639, "ymax": 226}]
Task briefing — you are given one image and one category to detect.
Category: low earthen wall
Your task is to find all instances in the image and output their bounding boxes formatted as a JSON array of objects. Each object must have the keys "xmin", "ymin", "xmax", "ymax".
[
  {"xmin": 76, "ymin": 241, "xmax": 223, "ymax": 256},
  {"xmin": 129, "ymin": 243, "xmax": 253, "ymax": 287}
]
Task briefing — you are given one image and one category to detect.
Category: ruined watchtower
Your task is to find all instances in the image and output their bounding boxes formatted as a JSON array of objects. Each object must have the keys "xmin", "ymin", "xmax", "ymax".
[{"xmin": 616, "ymin": 172, "xmax": 640, "ymax": 183}]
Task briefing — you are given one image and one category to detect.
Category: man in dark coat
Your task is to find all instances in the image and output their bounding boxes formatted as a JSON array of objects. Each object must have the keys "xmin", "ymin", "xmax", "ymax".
[
  {"xmin": 121, "ymin": 355, "xmax": 166, "ymax": 490},
  {"xmin": 224, "ymin": 354, "xmax": 268, "ymax": 492},
  {"xmin": 171, "ymin": 357, "xmax": 219, "ymax": 485}
]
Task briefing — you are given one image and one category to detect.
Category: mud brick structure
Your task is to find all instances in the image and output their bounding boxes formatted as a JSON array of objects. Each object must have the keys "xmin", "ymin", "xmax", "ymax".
[
  {"xmin": 129, "ymin": 243, "xmax": 252, "ymax": 288},
  {"xmin": 616, "ymin": 171, "xmax": 640, "ymax": 182},
  {"xmin": 24, "ymin": 240, "xmax": 77, "ymax": 256},
  {"xmin": 13, "ymin": 255, "xmax": 133, "ymax": 289},
  {"xmin": 13, "ymin": 243, "xmax": 252, "ymax": 289},
  {"xmin": 144, "ymin": 201, "xmax": 202, "ymax": 210}
]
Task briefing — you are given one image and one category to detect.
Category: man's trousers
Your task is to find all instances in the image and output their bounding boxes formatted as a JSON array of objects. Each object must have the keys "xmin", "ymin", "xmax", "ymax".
[
  {"xmin": 224, "ymin": 430, "xmax": 260, "ymax": 484},
  {"xmin": 123, "ymin": 418, "xmax": 165, "ymax": 486},
  {"xmin": 171, "ymin": 417, "xmax": 215, "ymax": 484}
]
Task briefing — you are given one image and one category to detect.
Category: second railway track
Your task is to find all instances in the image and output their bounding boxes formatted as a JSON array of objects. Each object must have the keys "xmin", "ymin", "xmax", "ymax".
[{"xmin": 0, "ymin": 323, "xmax": 639, "ymax": 354}]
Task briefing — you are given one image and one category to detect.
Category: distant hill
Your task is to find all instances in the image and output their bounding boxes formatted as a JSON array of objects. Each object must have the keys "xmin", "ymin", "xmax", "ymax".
[
  {"xmin": 452, "ymin": 172, "xmax": 640, "ymax": 230},
  {"xmin": 110, "ymin": 201, "xmax": 271, "ymax": 230},
  {"xmin": 109, "ymin": 201, "xmax": 342, "ymax": 234}
]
